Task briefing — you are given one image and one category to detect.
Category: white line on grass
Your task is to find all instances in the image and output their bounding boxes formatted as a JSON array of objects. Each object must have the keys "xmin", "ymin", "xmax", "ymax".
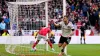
[
  {"xmin": 18, "ymin": 45, "xmax": 60, "ymax": 54},
  {"xmin": 18, "ymin": 45, "xmax": 45, "ymax": 51},
  {"xmin": 47, "ymin": 50, "xmax": 59, "ymax": 54}
]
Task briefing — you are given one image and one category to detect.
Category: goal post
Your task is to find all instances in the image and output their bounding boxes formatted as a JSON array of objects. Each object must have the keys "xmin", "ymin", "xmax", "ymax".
[{"xmin": 45, "ymin": 1, "xmax": 49, "ymax": 51}]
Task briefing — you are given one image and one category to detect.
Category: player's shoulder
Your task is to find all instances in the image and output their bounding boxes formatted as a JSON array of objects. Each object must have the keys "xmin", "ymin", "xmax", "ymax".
[
  {"xmin": 68, "ymin": 21, "xmax": 73, "ymax": 25},
  {"xmin": 59, "ymin": 21, "xmax": 64, "ymax": 25}
]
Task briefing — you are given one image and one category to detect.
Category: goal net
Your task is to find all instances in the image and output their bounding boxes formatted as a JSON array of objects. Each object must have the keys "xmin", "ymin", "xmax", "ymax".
[{"xmin": 5, "ymin": 0, "xmax": 59, "ymax": 56}]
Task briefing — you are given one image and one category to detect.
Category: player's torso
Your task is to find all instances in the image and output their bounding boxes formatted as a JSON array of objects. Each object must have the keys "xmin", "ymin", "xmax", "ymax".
[
  {"xmin": 61, "ymin": 22, "xmax": 72, "ymax": 37},
  {"xmin": 39, "ymin": 27, "xmax": 49, "ymax": 36},
  {"xmin": 81, "ymin": 26, "xmax": 85, "ymax": 33}
]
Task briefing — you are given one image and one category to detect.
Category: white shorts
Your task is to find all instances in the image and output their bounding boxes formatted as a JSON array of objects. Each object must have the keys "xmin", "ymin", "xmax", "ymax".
[{"xmin": 37, "ymin": 34, "xmax": 48, "ymax": 41}]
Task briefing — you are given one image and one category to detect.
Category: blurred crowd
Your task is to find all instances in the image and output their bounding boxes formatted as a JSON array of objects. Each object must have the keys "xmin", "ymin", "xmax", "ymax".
[
  {"xmin": 0, "ymin": 0, "xmax": 100, "ymax": 36},
  {"xmin": 49, "ymin": 0, "xmax": 100, "ymax": 34}
]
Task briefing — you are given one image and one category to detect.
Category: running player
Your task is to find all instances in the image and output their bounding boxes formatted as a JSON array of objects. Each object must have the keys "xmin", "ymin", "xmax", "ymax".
[
  {"xmin": 54, "ymin": 16, "xmax": 75, "ymax": 56},
  {"xmin": 31, "ymin": 26, "xmax": 55, "ymax": 51}
]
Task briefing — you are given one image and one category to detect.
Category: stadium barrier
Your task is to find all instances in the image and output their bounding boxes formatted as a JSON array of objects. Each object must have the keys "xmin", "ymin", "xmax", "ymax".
[
  {"xmin": 7, "ymin": 29, "xmax": 92, "ymax": 36},
  {"xmin": 0, "ymin": 30, "xmax": 98, "ymax": 44},
  {"xmin": 0, "ymin": 36, "xmax": 100, "ymax": 44}
]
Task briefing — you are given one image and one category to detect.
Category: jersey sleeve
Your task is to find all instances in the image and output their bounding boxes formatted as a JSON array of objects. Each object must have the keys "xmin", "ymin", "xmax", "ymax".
[{"xmin": 69, "ymin": 22, "xmax": 74, "ymax": 30}]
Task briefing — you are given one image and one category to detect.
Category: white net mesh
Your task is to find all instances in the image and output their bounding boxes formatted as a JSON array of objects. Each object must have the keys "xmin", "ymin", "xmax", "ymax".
[{"xmin": 7, "ymin": 2, "xmax": 46, "ymax": 30}]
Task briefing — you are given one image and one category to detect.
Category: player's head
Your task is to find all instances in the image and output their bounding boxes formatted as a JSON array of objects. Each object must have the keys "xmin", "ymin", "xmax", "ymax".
[
  {"xmin": 1, "ymin": 19, "xmax": 4, "ymax": 23},
  {"xmin": 63, "ymin": 16, "xmax": 68, "ymax": 23}
]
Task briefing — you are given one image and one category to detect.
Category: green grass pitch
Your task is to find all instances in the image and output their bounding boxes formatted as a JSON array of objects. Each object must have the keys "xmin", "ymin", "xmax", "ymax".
[{"xmin": 0, "ymin": 44, "xmax": 100, "ymax": 56}]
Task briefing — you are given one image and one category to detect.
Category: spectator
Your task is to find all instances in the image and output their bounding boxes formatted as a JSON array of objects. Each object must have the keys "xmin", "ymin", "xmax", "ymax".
[
  {"xmin": 49, "ymin": 30, "xmax": 55, "ymax": 44},
  {"xmin": 2, "ymin": 30, "xmax": 9, "ymax": 36},
  {"xmin": 76, "ymin": 19, "xmax": 82, "ymax": 29},
  {"xmin": 14, "ymin": 27, "xmax": 23, "ymax": 36},
  {"xmin": 71, "ymin": 3, "xmax": 75, "ymax": 11},
  {"xmin": 4, "ymin": 16, "xmax": 10, "ymax": 29},
  {"xmin": 34, "ymin": 31, "xmax": 38, "ymax": 39},
  {"xmin": 0, "ymin": 19, "xmax": 6, "ymax": 35},
  {"xmin": 82, "ymin": 3, "xmax": 88, "ymax": 17}
]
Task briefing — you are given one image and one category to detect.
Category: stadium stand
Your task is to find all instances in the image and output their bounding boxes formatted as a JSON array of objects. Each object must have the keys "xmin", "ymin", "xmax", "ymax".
[{"xmin": 0, "ymin": 0, "xmax": 100, "ymax": 35}]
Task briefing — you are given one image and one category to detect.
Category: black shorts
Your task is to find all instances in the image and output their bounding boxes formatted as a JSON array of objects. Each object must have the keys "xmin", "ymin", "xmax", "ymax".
[
  {"xmin": 59, "ymin": 36, "xmax": 71, "ymax": 44},
  {"xmin": 0, "ymin": 30, "xmax": 4, "ymax": 36},
  {"xmin": 81, "ymin": 33, "xmax": 85, "ymax": 37}
]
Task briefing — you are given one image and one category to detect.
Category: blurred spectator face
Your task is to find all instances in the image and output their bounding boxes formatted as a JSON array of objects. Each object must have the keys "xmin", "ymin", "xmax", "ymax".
[
  {"xmin": 2, "ymin": 14, "xmax": 7, "ymax": 19},
  {"xmin": 2, "ymin": 20, "xmax": 4, "ymax": 23},
  {"xmin": 78, "ymin": 19, "xmax": 81, "ymax": 22},
  {"xmin": 85, "ymin": 17, "xmax": 88, "ymax": 20},
  {"xmin": 93, "ymin": 11, "xmax": 95, "ymax": 14},
  {"xmin": 78, "ymin": 9, "xmax": 80, "ymax": 12},
  {"xmin": 82, "ymin": 23, "xmax": 85, "ymax": 26},
  {"xmin": 77, "ymin": 14, "xmax": 80, "ymax": 17},
  {"xmin": 69, "ymin": 8, "xmax": 71, "ymax": 12}
]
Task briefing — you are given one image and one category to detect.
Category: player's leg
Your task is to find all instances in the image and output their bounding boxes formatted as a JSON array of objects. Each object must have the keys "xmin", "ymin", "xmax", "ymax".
[
  {"xmin": 32, "ymin": 40, "xmax": 40, "ymax": 49},
  {"xmin": 43, "ymin": 36, "xmax": 54, "ymax": 51},
  {"xmin": 46, "ymin": 39, "xmax": 53, "ymax": 48},
  {"xmin": 59, "ymin": 37, "xmax": 71, "ymax": 56},
  {"xmin": 80, "ymin": 36, "xmax": 82, "ymax": 44},
  {"xmin": 46, "ymin": 39, "xmax": 55, "ymax": 51},
  {"xmin": 31, "ymin": 35, "xmax": 41, "ymax": 51},
  {"xmin": 58, "ymin": 36, "xmax": 64, "ymax": 47},
  {"xmin": 60, "ymin": 42, "xmax": 67, "ymax": 55},
  {"xmin": 58, "ymin": 43, "xmax": 63, "ymax": 47},
  {"xmin": 84, "ymin": 34, "xmax": 86, "ymax": 44},
  {"xmin": 31, "ymin": 40, "xmax": 40, "ymax": 51},
  {"xmin": 58, "ymin": 36, "xmax": 65, "ymax": 56},
  {"xmin": 80, "ymin": 33, "xmax": 83, "ymax": 44}
]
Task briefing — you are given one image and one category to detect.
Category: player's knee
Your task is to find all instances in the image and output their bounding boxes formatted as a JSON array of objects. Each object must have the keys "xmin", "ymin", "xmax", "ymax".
[
  {"xmin": 80, "ymin": 38, "xmax": 82, "ymax": 40},
  {"xmin": 58, "ymin": 44, "xmax": 62, "ymax": 47},
  {"xmin": 36, "ymin": 40, "xmax": 40, "ymax": 43},
  {"xmin": 61, "ymin": 48, "xmax": 64, "ymax": 52}
]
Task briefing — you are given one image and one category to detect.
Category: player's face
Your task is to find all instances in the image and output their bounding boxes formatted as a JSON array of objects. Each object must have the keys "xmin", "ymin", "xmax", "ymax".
[{"xmin": 63, "ymin": 17, "xmax": 68, "ymax": 24}]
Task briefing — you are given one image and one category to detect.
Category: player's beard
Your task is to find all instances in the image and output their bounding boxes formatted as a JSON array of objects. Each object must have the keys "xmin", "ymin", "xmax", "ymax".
[{"xmin": 64, "ymin": 21, "xmax": 68, "ymax": 25}]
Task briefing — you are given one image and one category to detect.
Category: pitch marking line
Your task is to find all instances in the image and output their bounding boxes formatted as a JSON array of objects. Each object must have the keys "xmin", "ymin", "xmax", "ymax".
[{"xmin": 18, "ymin": 45, "xmax": 60, "ymax": 54}]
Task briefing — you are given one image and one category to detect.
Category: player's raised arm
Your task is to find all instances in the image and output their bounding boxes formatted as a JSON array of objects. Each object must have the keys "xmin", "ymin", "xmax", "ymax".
[{"xmin": 53, "ymin": 22, "xmax": 60, "ymax": 27}]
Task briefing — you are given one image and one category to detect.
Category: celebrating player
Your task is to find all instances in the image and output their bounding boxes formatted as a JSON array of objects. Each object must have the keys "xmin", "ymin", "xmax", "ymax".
[
  {"xmin": 31, "ymin": 26, "xmax": 55, "ymax": 51},
  {"xmin": 54, "ymin": 16, "xmax": 75, "ymax": 56}
]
